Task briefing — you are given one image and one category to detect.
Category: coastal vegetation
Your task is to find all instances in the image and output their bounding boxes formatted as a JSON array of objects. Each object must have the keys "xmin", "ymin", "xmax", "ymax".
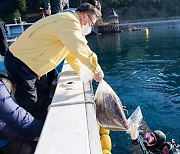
[{"xmin": 0, "ymin": 0, "xmax": 180, "ymax": 23}]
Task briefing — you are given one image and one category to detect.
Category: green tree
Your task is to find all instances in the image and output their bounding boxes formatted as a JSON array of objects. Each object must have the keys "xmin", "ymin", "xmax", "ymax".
[
  {"xmin": 167, "ymin": 4, "xmax": 176, "ymax": 16},
  {"xmin": 26, "ymin": 0, "xmax": 42, "ymax": 13},
  {"xmin": 17, "ymin": 0, "xmax": 27, "ymax": 13},
  {"xmin": 0, "ymin": 0, "xmax": 28, "ymax": 22},
  {"xmin": 13, "ymin": 9, "xmax": 21, "ymax": 19},
  {"xmin": 151, "ymin": 0, "xmax": 162, "ymax": 10}
]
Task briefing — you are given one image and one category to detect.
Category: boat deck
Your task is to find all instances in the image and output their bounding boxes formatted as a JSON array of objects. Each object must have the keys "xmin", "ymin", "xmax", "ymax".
[{"xmin": 35, "ymin": 62, "xmax": 102, "ymax": 153}]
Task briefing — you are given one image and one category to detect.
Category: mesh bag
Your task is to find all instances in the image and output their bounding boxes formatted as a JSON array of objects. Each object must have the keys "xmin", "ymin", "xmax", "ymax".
[{"xmin": 94, "ymin": 80, "xmax": 128, "ymax": 131}]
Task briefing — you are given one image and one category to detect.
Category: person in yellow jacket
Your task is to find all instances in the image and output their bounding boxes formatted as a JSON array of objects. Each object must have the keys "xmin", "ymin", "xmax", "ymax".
[{"xmin": 4, "ymin": 0, "xmax": 104, "ymax": 121}]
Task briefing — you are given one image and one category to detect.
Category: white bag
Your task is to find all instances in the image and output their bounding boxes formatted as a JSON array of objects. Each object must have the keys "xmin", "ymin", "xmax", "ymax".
[
  {"xmin": 127, "ymin": 106, "xmax": 143, "ymax": 140},
  {"xmin": 79, "ymin": 63, "xmax": 94, "ymax": 83},
  {"xmin": 94, "ymin": 80, "xmax": 128, "ymax": 131}
]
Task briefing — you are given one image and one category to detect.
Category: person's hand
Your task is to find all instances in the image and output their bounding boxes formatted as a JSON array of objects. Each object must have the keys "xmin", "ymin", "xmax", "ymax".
[
  {"xmin": 94, "ymin": 70, "xmax": 104, "ymax": 82},
  {"xmin": 45, "ymin": 8, "xmax": 51, "ymax": 16}
]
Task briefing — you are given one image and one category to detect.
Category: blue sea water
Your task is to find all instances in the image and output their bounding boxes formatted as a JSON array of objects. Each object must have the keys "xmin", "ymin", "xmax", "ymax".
[{"xmin": 87, "ymin": 23, "xmax": 180, "ymax": 153}]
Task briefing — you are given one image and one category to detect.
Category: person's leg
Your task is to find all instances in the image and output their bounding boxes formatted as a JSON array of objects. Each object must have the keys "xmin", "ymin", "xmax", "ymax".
[
  {"xmin": 47, "ymin": 59, "xmax": 64, "ymax": 86},
  {"xmin": 4, "ymin": 50, "xmax": 38, "ymax": 114},
  {"xmin": 47, "ymin": 69, "xmax": 55, "ymax": 87},
  {"xmin": 50, "ymin": 0, "xmax": 62, "ymax": 14},
  {"xmin": 5, "ymin": 50, "xmax": 52, "ymax": 121},
  {"xmin": 34, "ymin": 75, "xmax": 52, "ymax": 121},
  {"xmin": 47, "ymin": 60, "xmax": 65, "ymax": 99}
]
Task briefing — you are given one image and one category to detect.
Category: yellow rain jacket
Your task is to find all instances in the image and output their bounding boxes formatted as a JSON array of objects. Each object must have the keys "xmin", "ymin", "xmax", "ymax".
[{"xmin": 9, "ymin": 12, "xmax": 101, "ymax": 78}]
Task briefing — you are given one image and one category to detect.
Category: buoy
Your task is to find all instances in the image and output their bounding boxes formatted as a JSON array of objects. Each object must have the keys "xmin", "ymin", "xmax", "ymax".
[
  {"xmin": 100, "ymin": 127, "xmax": 110, "ymax": 135},
  {"xmin": 99, "ymin": 126, "xmax": 112, "ymax": 153},
  {"xmin": 145, "ymin": 28, "xmax": 149, "ymax": 36},
  {"xmin": 102, "ymin": 149, "xmax": 111, "ymax": 154},
  {"xmin": 100, "ymin": 134, "xmax": 112, "ymax": 151}
]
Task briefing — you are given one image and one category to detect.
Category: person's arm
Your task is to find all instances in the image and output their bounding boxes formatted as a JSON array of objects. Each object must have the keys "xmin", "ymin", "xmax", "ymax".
[
  {"xmin": 56, "ymin": 16, "xmax": 104, "ymax": 81},
  {"xmin": 132, "ymin": 135, "xmax": 149, "ymax": 154},
  {"xmin": 0, "ymin": 80, "xmax": 43, "ymax": 139},
  {"xmin": 66, "ymin": 52, "xmax": 104, "ymax": 82},
  {"xmin": 65, "ymin": 52, "xmax": 81, "ymax": 74}
]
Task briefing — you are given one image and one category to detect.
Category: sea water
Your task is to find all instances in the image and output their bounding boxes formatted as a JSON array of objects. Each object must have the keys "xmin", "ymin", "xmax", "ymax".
[{"xmin": 87, "ymin": 23, "xmax": 180, "ymax": 153}]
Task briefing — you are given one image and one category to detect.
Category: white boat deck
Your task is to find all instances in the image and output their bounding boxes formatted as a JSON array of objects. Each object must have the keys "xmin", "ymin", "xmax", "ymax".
[{"xmin": 35, "ymin": 62, "xmax": 102, "ymax": 154}]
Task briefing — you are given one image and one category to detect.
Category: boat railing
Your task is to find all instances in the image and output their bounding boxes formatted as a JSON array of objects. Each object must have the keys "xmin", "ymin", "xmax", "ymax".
[{"xmin": 35, "ymin": 62, "xmax": 102, "ymax": 154}]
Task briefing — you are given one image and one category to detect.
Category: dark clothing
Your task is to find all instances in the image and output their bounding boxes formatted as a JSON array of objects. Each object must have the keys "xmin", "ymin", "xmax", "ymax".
[
  {"xmin": 0, "ymin": 78, "xmax": 43, "ymax": 143},
  {"xmin": 146, "ymin": 143, "xmax": 173, "ymax": 154},
  {"xmin": 132, "ymin": 136, "xmax": 149, "ymax": 154},
  {"xmin": 132, "ymin": 136, "xmax": 173, "ymax": 154},
  {"xmin": 47, "ymin": 59, "xmax": 64, "ymax": 87},
  {"xmin": 4, "ymin": 50, "xmax": 51, "ymax": 121},
  {"xmin": 0, "ymin": 20, "xmax": 8, "ymax": 56},
  {"xmin": 44, "ymin": 0, "xmax": 69, "ymax": 14}
]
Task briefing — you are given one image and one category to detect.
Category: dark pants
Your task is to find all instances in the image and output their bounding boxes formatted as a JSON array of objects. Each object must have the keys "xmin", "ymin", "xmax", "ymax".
[
  {"xmin": 47, "ymin": 59, "xmax": 64, "ymax": 87},
  {"xmin": 50, "ymin": 0, "xmax": 69, "ymax": 14},
  {"xmin": 4, "ymin": 50, "xmax": 51, "ymax": 121}
]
